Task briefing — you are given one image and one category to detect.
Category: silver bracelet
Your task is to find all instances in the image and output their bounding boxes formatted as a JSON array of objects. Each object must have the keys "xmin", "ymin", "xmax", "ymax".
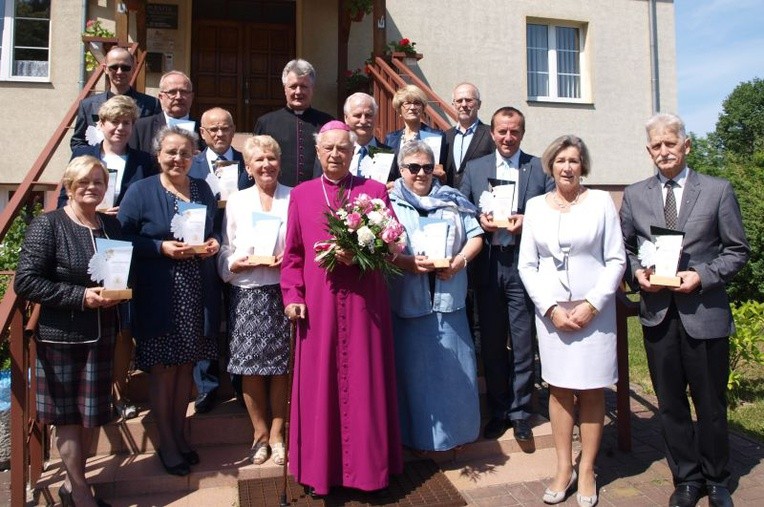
[{"xmin": 458, "ymin": 252, "xmax": 468, "ymax": 268}]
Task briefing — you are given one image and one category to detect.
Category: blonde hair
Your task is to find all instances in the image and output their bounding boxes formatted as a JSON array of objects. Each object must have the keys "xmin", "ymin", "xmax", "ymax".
[
  {"xmin": 541, "ymin": 135, "xmax": 591, "ymax": 177},
  {"xmin": 62, "ymin": 156, "xmax": 109, "ymax": 196},
  {"xmin": 98, "ymin": 95, "xmax": 139, "ymax": 123},
  {"xmin": 243, "ymin": 135, "xmax": 282, "ymax": 162},
  {"xmin": 392, "ymin": 84, "xmax": 427, "ymax": 111}
]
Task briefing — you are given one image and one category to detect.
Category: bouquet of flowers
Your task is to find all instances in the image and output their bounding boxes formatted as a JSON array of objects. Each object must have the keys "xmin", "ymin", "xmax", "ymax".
[{"xmin": 314, "ymin": 193, "xmax": 406, "ymax": 276}]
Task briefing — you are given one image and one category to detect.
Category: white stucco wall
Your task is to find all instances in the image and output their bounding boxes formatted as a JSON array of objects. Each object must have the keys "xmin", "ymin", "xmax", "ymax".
[
  {"xmin": 0, "ymin": 1, "xmax": 84, "ymax": 189},
  {"xmin": 383, "ymin": 0, "xmax": 677, "ymax": 185}
]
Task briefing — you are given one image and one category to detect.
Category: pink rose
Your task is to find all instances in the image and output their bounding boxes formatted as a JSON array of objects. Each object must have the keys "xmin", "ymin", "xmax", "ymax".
[
  {"xmin": 381, "ymin": 222, "xmax": 403, "ymax": 243},
  {"xmin": 345, "ymin": 212, "xmax": 362, "ymax": 230}
]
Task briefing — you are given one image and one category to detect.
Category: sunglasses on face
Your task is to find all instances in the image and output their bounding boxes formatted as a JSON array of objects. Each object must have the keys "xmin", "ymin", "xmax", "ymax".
[
  {"xmin": 107, "ymin": 64, "xmax": 132, "ymax": 72},
  {"xmin": 401, "ymin": 163, "xmax": 435, "ymax": 174}
]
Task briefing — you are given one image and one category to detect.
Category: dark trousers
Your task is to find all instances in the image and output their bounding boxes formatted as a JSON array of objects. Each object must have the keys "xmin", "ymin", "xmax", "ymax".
[
  {"xmin": 643, "ymin": 303, "xmax": 730, "ymax": 488},
  {"xmin": 477, "ymin": 246, "xmax": 535, "ymax": 421}
]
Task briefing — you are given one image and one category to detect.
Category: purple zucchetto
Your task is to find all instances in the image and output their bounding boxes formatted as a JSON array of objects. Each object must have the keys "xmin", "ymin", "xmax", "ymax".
[{"xmin": 319, "ymin": 120, "xmax": 351, "ymax": 134}]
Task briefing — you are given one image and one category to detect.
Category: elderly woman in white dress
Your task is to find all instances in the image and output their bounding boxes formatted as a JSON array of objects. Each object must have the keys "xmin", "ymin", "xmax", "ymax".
[
  {"xmin": 518, "ymin": 135, "xmax": 625, "ymax": 507},
  {"xmin": 217, "ymin": 135, "xmax": 291, "ymax": 466}
]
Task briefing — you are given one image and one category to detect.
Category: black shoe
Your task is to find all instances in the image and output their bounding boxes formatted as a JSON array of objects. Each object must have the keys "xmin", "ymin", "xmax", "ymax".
[
  {"xmin": 180, "ymin": 449, "xmax": 200, "ymax": 465},
  {"xmin": 194, "ymin": 389, "xmax": 218, "ymax": 414},
  {"xmin": 303, "ymin": 485, "xmax": 324, "ymax": 499},
  {"xmin": 512, "ymin": 418, "xmax": 533, "ymax": 441},
  {"xmin": 157, "ymin": 449, "xmax": 191, "ymax": 476},
  {"xmin": 707, "ymin": 485, "xmax": 733, "ymax": 507},
  {"xmin": 669, "ymin": 484, "xmax": 703, "ymax": 507},
  {"xmin": 58, "ymin": 486, "xmax": 74, "ymax": 507},
  {"xmin": 483, "ymin": 416, "xmax": 511, "ymax": 439}
]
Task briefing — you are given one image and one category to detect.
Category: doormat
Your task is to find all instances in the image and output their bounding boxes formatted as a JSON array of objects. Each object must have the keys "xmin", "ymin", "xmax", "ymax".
[{"xmin": 238, "ymin": 459, "xmax": 466, "ymax": 507}]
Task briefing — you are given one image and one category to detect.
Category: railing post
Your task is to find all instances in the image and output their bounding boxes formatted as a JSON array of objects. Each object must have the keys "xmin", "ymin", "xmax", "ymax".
[
  {"xmin": 10, "ymin": 296, "xmax": 27, "ymax": 506},
  {"xmin": 616, "ymin": 292, "xmax": 636, "ymax": 451}
]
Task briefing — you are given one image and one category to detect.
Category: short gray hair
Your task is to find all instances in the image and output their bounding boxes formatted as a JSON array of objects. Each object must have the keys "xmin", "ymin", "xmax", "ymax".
[
  {"xmin": 343, "ymin": 92, "xmax": 378, "ymax": 116},
  {"xmin": 282, "ymin": 59, "xmax": 316, "ymax": 85},
  {"xmin": 646, "ymin": 113, "xmax": 687, "ymax": 142},
  {"xmin": 314, "ymin": 129, "xmax": 357, "ymax": 146},
  {"xmin": 152, "ymin": 125, "xmax": 199, "ymax": 154},
  {"xmin": 398, "ymin": 140, "xmax": 434, "ymax": 167}
]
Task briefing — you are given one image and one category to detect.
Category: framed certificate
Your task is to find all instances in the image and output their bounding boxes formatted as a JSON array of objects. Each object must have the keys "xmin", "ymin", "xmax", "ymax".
[
  {"xmin": 171, "ymin": 201, "xmax": 208, "ymax": 253},
  {"xmin": 648, "ymin": 226, "xmax": 685, "ymax": 287},
  {"xmin": 488, "ymin": 178, "xmax": 517, "ymax": 227},
  {"xmin": 412, "ymin": 217, "xmax": 451, "ymax": 268},
  {"xmin": 246, "ymin": 212, "xmax": 282, "ymax": 265}
]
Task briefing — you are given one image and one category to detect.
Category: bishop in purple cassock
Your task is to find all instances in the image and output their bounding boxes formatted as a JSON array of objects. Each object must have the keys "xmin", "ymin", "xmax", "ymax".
[{"xmin": 281, "ymin": 121, "xmax": 403, "ymax": 496}]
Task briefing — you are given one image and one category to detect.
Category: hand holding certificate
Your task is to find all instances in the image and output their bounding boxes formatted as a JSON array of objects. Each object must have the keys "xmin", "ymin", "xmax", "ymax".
[
  {"xmin": 411, "ymin": 217, "xmax": 451, "ymax": 268},
  {"xmin": 88, "ymin": 238, "xmax": 133, "ymax": 300},
  {"xmin": 169, "ymin": 201, "xmax": 214, "ymax": 255},
  {"xmin": 479, "ymin": 178, "xmax": 517, "ymax": 228},
  {"xmin": 245, "ymin": 212, "xmax": 282, "ymax": 266},
  {"xmin": 639, "ymin": 226, "xmax": 684, "ymax": 287}
]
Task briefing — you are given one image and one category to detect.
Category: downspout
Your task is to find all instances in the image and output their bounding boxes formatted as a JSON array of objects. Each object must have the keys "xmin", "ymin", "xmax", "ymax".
[
  {"xmin": 648, "ymin": 0, "xmax": 660, "ymax": 113},
  {"xmin": 79, "ymin": 0, "xmax": 88, "ymax": 90}
]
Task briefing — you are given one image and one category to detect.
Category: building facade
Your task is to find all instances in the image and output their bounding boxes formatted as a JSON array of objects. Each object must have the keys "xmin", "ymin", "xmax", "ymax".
[{"xmin": 0, "ymin": 0, "xmax": 676, "ymax": 207}]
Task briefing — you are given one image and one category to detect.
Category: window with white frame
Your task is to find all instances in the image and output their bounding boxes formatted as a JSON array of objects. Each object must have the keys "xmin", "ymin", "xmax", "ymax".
[
  {"xmin": 0, "ymin": 0, "xmax": 51, "ymax": 81},
  {"xmin": 527, "ymin": 23, "xmax": 582, "ymax": 101}
]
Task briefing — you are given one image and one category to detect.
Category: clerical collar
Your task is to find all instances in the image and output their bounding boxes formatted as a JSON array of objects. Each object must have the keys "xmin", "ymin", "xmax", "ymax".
[
  {"xmin": 322, "ymin": 173, "xmax": 351, "ymax": 184},
  {"xmin": 287, "ymin": 106, "xmax": 308, "ymax": 116}
]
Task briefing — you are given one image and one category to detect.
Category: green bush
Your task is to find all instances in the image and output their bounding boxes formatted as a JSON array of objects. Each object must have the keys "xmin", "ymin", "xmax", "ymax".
[{"xmin": 729, "ymin": 300, "xmax": 764, "ymax": 406}]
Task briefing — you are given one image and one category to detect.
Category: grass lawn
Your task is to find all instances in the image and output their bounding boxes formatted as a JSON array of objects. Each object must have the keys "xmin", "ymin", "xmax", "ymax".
[{"xmin": 626, "ymin": 306, "xmax": 764, "ymax": 442}]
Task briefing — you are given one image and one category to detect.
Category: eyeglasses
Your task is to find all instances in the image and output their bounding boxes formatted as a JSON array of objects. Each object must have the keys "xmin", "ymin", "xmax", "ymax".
[
  {"xmin": 402, "ymin": 101, "xmax": 423, "ymax": 109},
  {"xmin": 160, "ymin": 89, "xmax": 192, "ymax": 97},
  {"xmin": 107, "ymin": 64, "xmax": 132, "ymax": 72},
  {"xmin": 401, "ymin": 163, "xmax": 435, "ymax": 174},
  {"xmin": 201, "ymin": 125, "xmax": 233, "ymax": 134},
  {"xmin": 161, "ymin": 149, "xmax": 194, "ymax": 160}
]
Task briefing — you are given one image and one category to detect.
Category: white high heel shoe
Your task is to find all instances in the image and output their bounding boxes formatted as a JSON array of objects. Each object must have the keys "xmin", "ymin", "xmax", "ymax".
[{"xmin": 542, "ymin": 469, "xmax": 577, "ymax": 504}]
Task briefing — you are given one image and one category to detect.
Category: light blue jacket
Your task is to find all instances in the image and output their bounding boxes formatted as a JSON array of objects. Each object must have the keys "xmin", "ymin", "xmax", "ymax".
[{"xmin": 389, "ymin": 193, "xmax": 481, "ymax": 318}]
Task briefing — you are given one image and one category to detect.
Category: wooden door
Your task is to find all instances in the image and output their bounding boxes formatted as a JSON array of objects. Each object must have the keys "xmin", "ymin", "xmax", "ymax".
[{"xmin": 192, "ymin": 20, "xmax": 294, "ymax": 132}]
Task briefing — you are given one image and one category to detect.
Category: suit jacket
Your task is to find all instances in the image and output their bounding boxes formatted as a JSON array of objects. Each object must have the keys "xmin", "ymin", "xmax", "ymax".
[
  {"xmin": 620, "ymin": 169, "xmax": 749, "ymax": 339},
  {"xmin": 58, "ymin": 144, "xmax": 157, "ymax": 208},
  {"xmin": 460, "ymin": 151, "xmax": 553, "ymax": 281},
  {"xmin": 70, "ymin": 88, "xmax": 161, "ymax": 150},
  {"xmin": 445, "ymin": 121, "xmax": 495, "ymax": 188},
  {"xmin": 189, "ymin": 148, "xmax": 252, "ymax": 191},
  {"xmin": 384, "ymin": 123, "xmax": 449, "ymax": 181},
  {"xmin": 128, "ymin": 113, "xmax": 203, "ymax": 153}
]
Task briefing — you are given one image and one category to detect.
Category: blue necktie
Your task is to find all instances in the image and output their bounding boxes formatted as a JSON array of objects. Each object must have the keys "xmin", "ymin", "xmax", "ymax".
[{"xmin": 357, "ymin": 146, "xmax": 368, "ymax": 174}]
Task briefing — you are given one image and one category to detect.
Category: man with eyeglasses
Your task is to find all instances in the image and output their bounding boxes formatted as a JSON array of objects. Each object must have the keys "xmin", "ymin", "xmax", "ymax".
[
  {"xmin": 190, "ymin": 107, "xmax": 251, "ymax": 191},
  {"xmin": 130, "ymin": 71, "xmax": 203, "ymax": 153},
  {"xmin": 445, "ymin": 83, "xmax": 494, "ymax": 189},
  {"xmin": 254, "ymin": 59, "xmax": 334, "ymax": 187},
  {"xmin": 459, "ymin": 106, "xmax": 554, "ymax": 443},
  {"xmin": 70, "ymin": 46, "xmax": 161, "ymax": 149}
]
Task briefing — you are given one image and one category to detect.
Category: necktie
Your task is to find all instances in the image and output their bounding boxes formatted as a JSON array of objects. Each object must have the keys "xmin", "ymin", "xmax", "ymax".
[
  {"xmin": 664, "ymin": 179, "xmax": 677, "ymax": 229},
  {"xmin": 355, "ymin": 146, "xmax": 368, "ymax": 176},
  {"xmin": 216, "ymin": 155, "xmax": 227, "ymax": 162}
]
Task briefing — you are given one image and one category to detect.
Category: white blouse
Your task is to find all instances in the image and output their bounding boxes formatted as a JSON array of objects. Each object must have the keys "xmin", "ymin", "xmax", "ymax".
[{"xmin": 217, "ymin": 183, "xmax": 291, "ymax": 288}]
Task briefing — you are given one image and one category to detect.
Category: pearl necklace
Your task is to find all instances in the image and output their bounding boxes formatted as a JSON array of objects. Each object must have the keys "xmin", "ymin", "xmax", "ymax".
[{"xmin": 552, "ymin": 187, "xmax": 584, "ymax": 210}]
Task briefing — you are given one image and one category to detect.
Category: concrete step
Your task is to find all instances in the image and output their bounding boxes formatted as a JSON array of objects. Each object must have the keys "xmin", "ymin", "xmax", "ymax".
[
  {"xmin": 36, "ymin": 415, "xmax": 554, "ymax": 504},
  {"xmin": 49, "ymin": 399, "xmax": 251, "ymax": 459}
]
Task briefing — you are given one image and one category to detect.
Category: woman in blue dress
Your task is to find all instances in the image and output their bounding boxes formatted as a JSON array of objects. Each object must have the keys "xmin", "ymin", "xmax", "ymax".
[{"xmin": 388, "ymin": 140, "xmax": 483, "ymax": 451}]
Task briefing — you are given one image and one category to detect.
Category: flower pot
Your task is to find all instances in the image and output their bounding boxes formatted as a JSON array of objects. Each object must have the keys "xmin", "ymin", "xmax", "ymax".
[{"xmin": 391, "ymin": 51, "xmax": 423, "ymax": 66}]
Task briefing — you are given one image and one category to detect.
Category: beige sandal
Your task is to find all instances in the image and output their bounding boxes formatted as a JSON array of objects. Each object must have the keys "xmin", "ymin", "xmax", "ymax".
[
  {"xmin": 271, "ymin": 442, "xmax": 286, "ymax": 466},
  {"xmin": 249, "ymin": 442, "xmax": 269, "ymax": 465}
]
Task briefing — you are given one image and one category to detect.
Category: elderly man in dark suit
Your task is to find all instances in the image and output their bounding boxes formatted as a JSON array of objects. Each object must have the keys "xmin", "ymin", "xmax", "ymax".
[
  {"xmin": 129, "ymin": 71, "xmax": 202, "ymax": 152},
  {"xmin": 70, "ymin": 46, "xmax": 161, "ymax": 150},
  {"xmin": 312, "ymin": 92, "xmax": 393, "ymax": 180},
  {"xmin": 254, "ymin": 59, "xmax": 334, "ymax": 187},
  {"xmin": 620, "ymin": 113, "xmax": 749, "ymax": 507},
  {"xmin": 460, "ymin": 107, "xmax": 554, "ymax": 441},
  {"xmin": 189, "ymin": 107, "xmax": 251, "ymax": 190},
  {"xmin": 445, "ymin": 83, "xmax": 494, "ymax": 188},
  {"xmin": 186, "ymin": 107, "xmax": 252, "ymax": 414}
]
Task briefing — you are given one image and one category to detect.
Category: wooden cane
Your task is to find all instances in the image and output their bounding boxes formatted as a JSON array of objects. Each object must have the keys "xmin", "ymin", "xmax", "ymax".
[{"xmin": 280, "ymin": 316, "xmax": 298, "ymax": 506}]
